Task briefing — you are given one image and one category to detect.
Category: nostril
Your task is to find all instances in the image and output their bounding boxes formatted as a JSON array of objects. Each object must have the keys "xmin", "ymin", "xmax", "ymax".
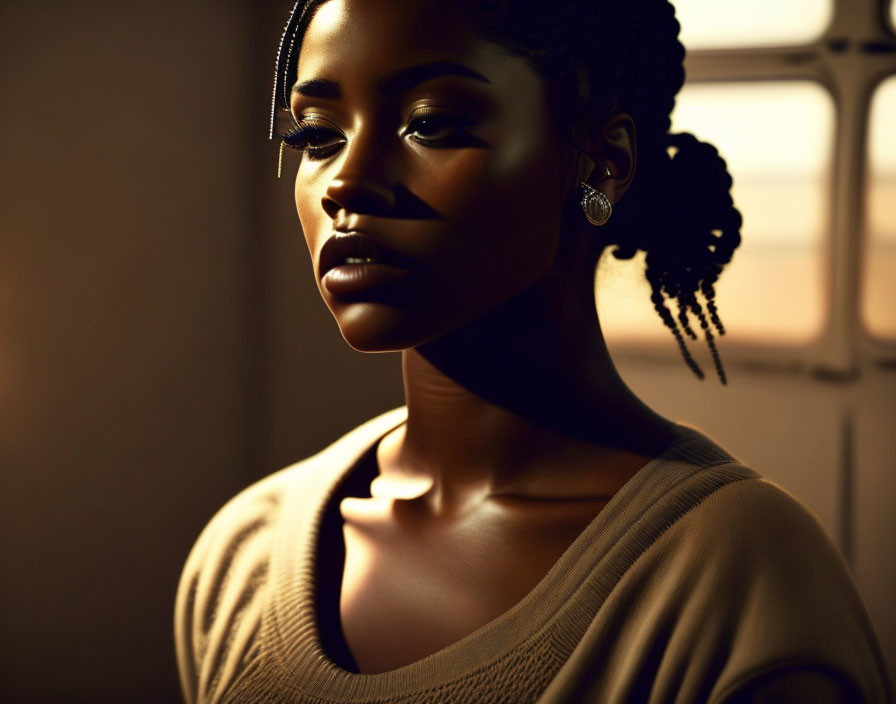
[{"xmin": 321, "ymin": 194, "xmax": 344, "ymax": 222}]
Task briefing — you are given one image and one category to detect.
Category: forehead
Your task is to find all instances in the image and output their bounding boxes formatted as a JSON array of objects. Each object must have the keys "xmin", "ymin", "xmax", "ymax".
[{"xmin": 295, "ymin": 0, "xmax": 537, "ymax": 97}]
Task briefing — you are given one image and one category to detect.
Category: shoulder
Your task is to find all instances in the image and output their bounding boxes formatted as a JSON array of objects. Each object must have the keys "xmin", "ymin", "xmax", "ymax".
[
  {"xmin": 681, "ymin": 475, "xmax": 843, "ymax": 561},
  {"xmin": 657, "ymin": 477, "xmax": 891, "ymax": 702},
  {"xmin": 648, "ymin": 428, "xmax": 850, "ymax": 580},
  {"xmin": 675, "ymin": 475, "xmax": 863, "ymax": 614},
  {"xmin": 592, "ymin": 467, "xmax": 892, "ymax": 701},
  {"xmin": 667, "ymin": 476, "xmax": 865, "ymax": 640},
  {"xmin": 172, "ymin": 464, "xmax": 295, "ymax": 704},
  {"xmin": 609, "ymin": 464, "xmax": 860, "ymax": 623},
  {"xmin": 173, "ymin": 406, "xmax": 408, "ymax": 703}
]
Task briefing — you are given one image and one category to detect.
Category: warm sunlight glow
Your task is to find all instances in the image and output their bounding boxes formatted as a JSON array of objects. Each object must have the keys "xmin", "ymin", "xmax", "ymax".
[
  {"xmin": 598, "ymin": 81, "xmax": 834, "ymax": 345},
  {"xmin": 670, "ymin": 0, "xmax": 833, "ymax": 50},
  {"xmin": 862, "ymin": 76, "xmax": 896, "ymax": 341}
]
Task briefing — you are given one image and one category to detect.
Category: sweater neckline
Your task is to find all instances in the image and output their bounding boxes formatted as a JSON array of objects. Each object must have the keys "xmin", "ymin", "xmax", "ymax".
[{"xmin": 267, "ymin": 407, "xmax": 735, "ymax": 699}]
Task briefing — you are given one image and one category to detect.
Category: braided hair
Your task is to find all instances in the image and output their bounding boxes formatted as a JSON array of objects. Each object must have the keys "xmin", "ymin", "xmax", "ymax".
[{"xmin": 270, "ymin": 0, "xmax": 743, "ymax": 384}]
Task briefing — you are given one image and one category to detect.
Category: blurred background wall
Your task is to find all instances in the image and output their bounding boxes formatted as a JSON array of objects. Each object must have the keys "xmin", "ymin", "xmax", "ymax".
[{"xmin": 0, "ymin": 1, "xmax": 893, "ymax": 702}]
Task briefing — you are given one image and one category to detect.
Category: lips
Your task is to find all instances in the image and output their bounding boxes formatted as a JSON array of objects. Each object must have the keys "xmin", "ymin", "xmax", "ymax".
[{"xmin": 318, "ymin": 231, "xmax": 411, "ymax": 295}]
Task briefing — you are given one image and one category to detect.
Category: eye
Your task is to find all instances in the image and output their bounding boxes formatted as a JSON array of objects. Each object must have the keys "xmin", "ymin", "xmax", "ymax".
[
  {"xmin": 280, "ymin": 111, "xmax": 476, "ymax": 162},
  {"xmin": 281, "ymin": 119, "xmax": 345, "ymax": 161},
  {"xmin": 405, "ymin": 112, "xmax": 472, "ymax": 147}
]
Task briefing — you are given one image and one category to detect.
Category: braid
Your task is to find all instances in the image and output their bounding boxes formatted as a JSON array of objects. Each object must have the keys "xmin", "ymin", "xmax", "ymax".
[
  {"xmin": 650, "ymin": 285, "xmax": 704, "ymax": 380},
  {"xmin": 270, "ymin": 0, "xmax": 743, "ymax": 383},
  {"xmin": 270, "ymin": 0, "xmax": 330, "ymax": 139}
]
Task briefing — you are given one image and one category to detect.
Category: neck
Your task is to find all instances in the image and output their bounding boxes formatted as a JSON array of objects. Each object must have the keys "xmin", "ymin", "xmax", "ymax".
[{"xmin": 375, "ymin": 255, "xmax": 681, "ymax": 514}]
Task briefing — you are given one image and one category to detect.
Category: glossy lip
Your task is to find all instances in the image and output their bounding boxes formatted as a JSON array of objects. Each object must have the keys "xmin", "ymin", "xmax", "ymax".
[
  {"xmin": 318, "ymin": 230, "xmax": 413, "ymax": 296},
  {"xmin": 318, "ymin": 231, "xmax": 410, "ymax": 278}
]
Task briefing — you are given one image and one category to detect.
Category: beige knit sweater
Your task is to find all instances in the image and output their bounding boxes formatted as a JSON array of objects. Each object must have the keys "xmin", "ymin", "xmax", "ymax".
[{"xmin": 175, "ymin": 407, "xmax": 892, "ymax": 703}]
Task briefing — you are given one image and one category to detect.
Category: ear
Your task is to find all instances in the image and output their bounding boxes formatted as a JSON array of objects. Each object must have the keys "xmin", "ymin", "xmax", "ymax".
[{"xmin": 575, "ymin": 113, "xmax": 637, "ymax": 206}]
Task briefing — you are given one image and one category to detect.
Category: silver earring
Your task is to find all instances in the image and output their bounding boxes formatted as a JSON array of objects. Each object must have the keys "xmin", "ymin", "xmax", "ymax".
[{"xmin": 579, "ymin": 181, "xmax": 612, "ymax": 226}]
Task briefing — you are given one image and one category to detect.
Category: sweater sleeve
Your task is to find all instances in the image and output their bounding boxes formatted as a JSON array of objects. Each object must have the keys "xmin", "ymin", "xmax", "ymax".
[
  {"xmin": 720, "ymin": 666, "xmax": 864, "ymax": 703},
  {"xmin": 537, "ymin": 476, "xmax": 893, "ymax": 704},
  {"xmin": 173, "ymin": 471, "xmax": 286, "ymax": 704},
  {"xmin": 698, "ymin": 479, "xmax": 892, "ymax": 704}
]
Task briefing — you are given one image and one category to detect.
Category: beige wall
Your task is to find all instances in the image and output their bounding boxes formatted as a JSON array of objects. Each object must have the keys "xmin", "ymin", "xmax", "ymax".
[
  {"xmin": 0, "ymin": 2, "xmax": 399, "ymax": 701},
  {"xmin": 1, "ymin": 3, "xmax": 253, "ymax": 701},
  {"xmin": 1, "ymin": 2, "xmax": 892, "ymax": 702}
]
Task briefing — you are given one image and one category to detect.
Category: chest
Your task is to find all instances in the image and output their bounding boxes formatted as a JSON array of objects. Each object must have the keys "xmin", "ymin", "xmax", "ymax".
[{"xmin": 336, "ymin": 496, "xmax": 608, "ymax": 674}]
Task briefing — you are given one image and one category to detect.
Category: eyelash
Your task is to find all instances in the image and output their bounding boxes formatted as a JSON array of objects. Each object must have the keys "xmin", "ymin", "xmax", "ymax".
[{"xmin": 281, "ymin": 112, "xmax": 472, "ymax": 161}]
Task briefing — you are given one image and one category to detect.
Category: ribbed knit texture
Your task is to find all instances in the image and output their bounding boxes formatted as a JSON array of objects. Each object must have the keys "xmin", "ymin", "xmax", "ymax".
[{"xmin": 175, "ymin": 408, "xmax": 893, "ymax": 704}]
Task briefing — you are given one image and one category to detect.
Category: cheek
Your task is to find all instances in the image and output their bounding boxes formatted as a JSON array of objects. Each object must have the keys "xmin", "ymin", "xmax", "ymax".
[
  {"xmin": 423, "ymin": 130, "xmax": 566, "ymax": 296},
  {"xmin": 295, "ymin": 168, "xmax": 327, "ymax": 266}
]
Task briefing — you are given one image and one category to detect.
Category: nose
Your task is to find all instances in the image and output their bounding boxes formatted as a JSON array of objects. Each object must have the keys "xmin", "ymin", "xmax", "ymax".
[{"xmin": 322, "ymin": 126, "xmax": 397, "ymax": 220}]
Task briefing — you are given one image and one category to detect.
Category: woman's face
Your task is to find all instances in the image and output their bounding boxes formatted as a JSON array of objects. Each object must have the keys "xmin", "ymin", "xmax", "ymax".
[{"xmin": 290, "ymin": 0, "xmax": 578, "ymax": 351}]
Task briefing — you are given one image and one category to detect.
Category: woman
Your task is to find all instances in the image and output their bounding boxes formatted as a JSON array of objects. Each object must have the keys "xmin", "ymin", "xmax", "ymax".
[{"xmin": 175, "ymin": 0, "xmax": 892, "ymax": 701}]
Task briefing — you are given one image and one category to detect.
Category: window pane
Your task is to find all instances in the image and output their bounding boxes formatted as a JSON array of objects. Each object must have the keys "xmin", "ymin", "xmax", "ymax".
[
  {"xmin": 862, "ymin": 76, "xmax": 896, "ymax": 341},
  {"xmin": 670, "ymin": 0, "xmax": 833, "ymax": 50},
  {"xmin": 598, "ymin": 81, "xmax": 834, "ymax": 346}
]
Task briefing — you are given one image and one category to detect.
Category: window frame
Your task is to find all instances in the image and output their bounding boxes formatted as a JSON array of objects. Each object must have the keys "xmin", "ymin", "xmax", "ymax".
[{"xmin": 859, "ymin": 71, "xmax": 896, "ymax": 352}]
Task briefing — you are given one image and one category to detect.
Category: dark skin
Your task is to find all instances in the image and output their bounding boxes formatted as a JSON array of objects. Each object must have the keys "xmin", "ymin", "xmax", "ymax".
[{"xmin": 291, "ymin": 0, "xmax": 684, "ymax": 674}]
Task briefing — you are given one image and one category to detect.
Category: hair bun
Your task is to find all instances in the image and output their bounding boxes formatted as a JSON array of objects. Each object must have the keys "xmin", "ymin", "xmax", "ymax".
[
  {"xmin": 632, "ymin": 131, "xmax": 744, "ymax": 383},
  {"xmin": 664, "ymin": 132, "xmax": 742, "ymax": 265}
]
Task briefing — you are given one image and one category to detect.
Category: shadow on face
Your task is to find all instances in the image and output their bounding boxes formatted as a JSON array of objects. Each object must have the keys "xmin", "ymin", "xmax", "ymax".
[{"xmin": 289, "ymin": 0, "xmax": 585, "ymax": 352}]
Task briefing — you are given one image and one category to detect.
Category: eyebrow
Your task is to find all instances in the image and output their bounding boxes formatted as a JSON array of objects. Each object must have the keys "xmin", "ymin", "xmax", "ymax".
[{"xmin": 291, "ymin": 60, "xmax": 491, "ymax": 100}]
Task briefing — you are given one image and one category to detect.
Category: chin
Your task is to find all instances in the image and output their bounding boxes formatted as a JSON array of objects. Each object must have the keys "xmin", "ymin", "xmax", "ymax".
[{"xmin": 333, "ymin": 302, "xmax": 442, "ymax": 353}]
